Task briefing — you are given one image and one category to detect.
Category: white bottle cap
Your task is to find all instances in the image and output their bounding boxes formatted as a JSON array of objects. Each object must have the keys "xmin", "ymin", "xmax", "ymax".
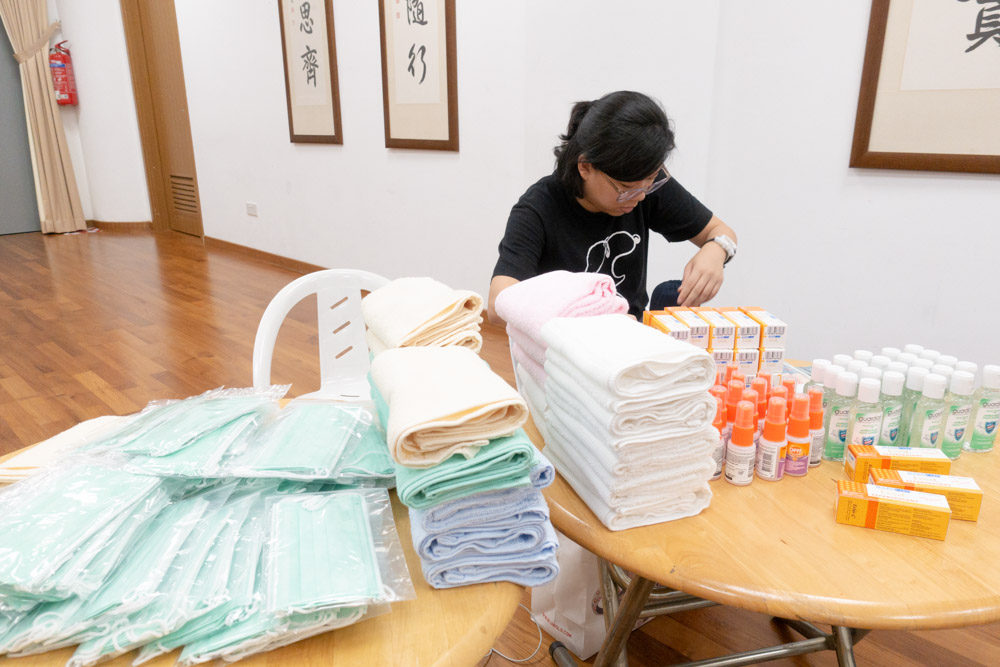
[
  {"xmin": 861, "ymin": 367, "xmax": 882, "ymax": 381},
  {"xmin": 897, "ymin": 352, "xmax": 918, "ymax": 366},
  {"xmin": 881, "ymin": 347, "xmax": 901, "ymax": 360},
  {"xmin": 949, "ymin": 371, "xmax": 975, "ymax": 396},
  {"xmin": 905, "ymin": 366, "xmax": 929, "ymax": 392},
  {"xmin": 836, "ymin": 372, "xmax": 859, "ymax": 398},
  {"xmin": 932, "ymin": 364, "xmax": 954, "ymax": 382},
  {"xmin": 847, "ymin": 360, "xmax": 868, "ymax": 376},
  {"xmin": 854, "ymin": 350, "xmax": 873, "ymax": 363},
  {"xmin": 882, "ymin": 371, "xmax": 905, "ymax": 396},
  {"xmin": 937, "ymin": 354, "xmax": 958, "ymax": 368},
  {"xmin": 833, "ymin": 354, "xmax": 853, "ymax": 368},
  {"xmin": 955, "ymin": 361, "xmax": 977, "ymax": 376},
  {"xmin": 920, "ymin": 349, "xmax": 941, "ymax": 362},
  {"xmin": 857, "ymin": 378, "xmax": 881, "ymax": 403},
  {"xmin": 810, "ymin": 359, "xmax": 831, "ymax": 383},
  {"xmin": 903, "ymin": 344, "xmax": 924, "ymax": 356},
  {"xmin": 824, "ymin": 364, "xmax": 845, "ymax": 387},
  {"xmin": 887, "ymin": 361, "xmax": 908, "ymax": 376},
  {"xmin": 870, "ymin": 355, "xmax": 891, "ymax": 371},
  {"xmin": 983, "ymin": 365, "xmax": 1000, "ymax": 390},
  {"xmin": 922, "ymin": 374, "xmax": 947, "ymax": 400},
  {"xmin": 912, "ymin": 359, "xmax": 934, "ymax": 370}
]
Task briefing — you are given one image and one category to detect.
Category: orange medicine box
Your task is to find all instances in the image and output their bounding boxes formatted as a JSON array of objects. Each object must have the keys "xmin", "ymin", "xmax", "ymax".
[
  {"xmin": 836, "ymin": 480, "xmax": 951, "ymax": 541},
  {"xmin": 869, "ymin": 469, "xmax": 983, "ymax": 521},
  {"xmin": 667, "ymin": 307, "xmax": 710, "ymax": 348},
  {"xmin": 739, "ymin": 307, "xmax": 788, "ymax": 348},
  {"xmin": 644, "ymin": 311, "xmax": 691, "ymax": 344},
  {"xmin": 716, "ymin": 307, "xmax": 761, "ymax": 349},
  {"xmin": 844, "ymin": 444, "xmax": 952, "ymax": 483},
  {"xmin": 691, "ymin": 307, "xmax": 735, "ymax": 349}
]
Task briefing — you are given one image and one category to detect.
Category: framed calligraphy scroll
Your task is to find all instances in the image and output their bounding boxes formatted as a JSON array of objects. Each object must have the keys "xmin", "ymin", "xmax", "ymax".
[
  {"xmin": 278, "ymin": 0, "xmax": 343, "ymax": 144},
  {"xmin": 850, "ymin": 0, "xmax": 1000, "ymax": 174},
  {"xmin": 378, "ymin": 0, "xmax": 459, "ymax": 151}
]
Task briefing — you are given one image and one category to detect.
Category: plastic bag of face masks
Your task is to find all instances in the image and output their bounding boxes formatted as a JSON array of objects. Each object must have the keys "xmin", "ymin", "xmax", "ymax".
[
  {"xmin": 3, "ymin": 484, "xmax": 234, "ymax": 657},
  {"xmin": 329, "ymin": 410, "xmax": 396, "ymax": 486},
  {"xmin": 0, "ymin": 458, "xmax": 164, "ymax": 602},
  {"xmin": 222, "ymin": 401, "xmax": 374, "ymax": 481},
  {"xmin": 117, "ymin": 385, "xmax": 288, "ymax": 457},
  {"xmin": 263, "ymin": 488, "xmax": 414, "ymax": 616},
  {"xmin": 133, "ymin": 488, "xmax": 272, "ymax": 665},
  {"xmin": 124, "ymin": 409, "xmax": 269, "ymax": 478},
  {"xmin": 65, "ymin": 488, "xmax": 256, "ymax": 667}
]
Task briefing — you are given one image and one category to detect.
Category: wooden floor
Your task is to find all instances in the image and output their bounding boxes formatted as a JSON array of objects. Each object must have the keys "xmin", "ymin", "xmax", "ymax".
[{"xmin": 1, "ymin": 229, "xmax": 998, "ymax": 665}]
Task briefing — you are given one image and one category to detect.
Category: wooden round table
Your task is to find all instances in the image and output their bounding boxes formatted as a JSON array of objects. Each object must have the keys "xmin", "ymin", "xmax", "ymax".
[
  {"xmin": 528, "ymin": 419, "xmax": 1000, "ymax": 666},
  {"xmin": 0, "ymin": 446, "xmax": 522, "ymax": 667}
]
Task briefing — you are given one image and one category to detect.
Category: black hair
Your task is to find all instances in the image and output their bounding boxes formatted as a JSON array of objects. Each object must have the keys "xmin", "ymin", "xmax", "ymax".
[{"xmin": 553, "ymin": 91, "xmax": 675, "ymax": 198}]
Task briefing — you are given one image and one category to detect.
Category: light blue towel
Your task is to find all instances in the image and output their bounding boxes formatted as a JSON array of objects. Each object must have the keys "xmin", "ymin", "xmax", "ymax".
[
  {"xmin": 414, "ymin": 484, "xmax": 549, "ymax": 534},
  {"xmin": 529, "ymin": 450, "xmax": 555, "ymax": 489},
  {"xmin": 410, "ymin": 488, "xmax": 550, "ymax": 561},
  {"xmin": 414, "ymin": 516, "xmax": 559, "ymax": 589}
]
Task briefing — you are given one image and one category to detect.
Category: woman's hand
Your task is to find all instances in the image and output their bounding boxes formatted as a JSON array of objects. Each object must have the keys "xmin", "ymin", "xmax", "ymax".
[{"xmin": 678, "ymin": 242, "xmax": 726, "ymax": 307}]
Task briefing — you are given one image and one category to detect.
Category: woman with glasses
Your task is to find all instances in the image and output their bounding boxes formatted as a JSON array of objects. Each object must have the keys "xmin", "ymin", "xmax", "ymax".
[{"xmin": 488, "ymin": 90, "xmax": 737, "ymax": 324}]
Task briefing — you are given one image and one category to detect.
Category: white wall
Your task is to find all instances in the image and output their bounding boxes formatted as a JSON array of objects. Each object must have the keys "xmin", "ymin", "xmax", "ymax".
[
  {"xmin": 52, "ymin": 0, "xmax": 150, "ymax": 222},
  {"xmin": 706, "ymin": 2, "xmax": 1000, "ymax": 364}
]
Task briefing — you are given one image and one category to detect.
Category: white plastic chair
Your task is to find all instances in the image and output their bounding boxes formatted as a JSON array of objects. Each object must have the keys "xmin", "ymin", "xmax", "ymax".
[{"xmin": 252, "ymin": 269, "xmax": 389, "ymax": 400}]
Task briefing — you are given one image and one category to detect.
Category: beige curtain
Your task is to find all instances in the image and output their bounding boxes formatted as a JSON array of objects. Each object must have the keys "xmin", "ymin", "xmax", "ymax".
[{"xmin": 1, "ymin": 0, "xmax": 85, "ymax": 233}]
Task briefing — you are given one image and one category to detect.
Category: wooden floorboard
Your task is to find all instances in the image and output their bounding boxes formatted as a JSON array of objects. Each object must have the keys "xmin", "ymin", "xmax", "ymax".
[{"xmin": 1, "ymin": 229, "xmax": 999, "ymax": 665}]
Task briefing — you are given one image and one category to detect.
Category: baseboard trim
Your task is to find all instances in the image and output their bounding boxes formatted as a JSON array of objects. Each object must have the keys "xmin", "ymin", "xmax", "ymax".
[
  {"xmin": 204, "ymin": 236, "xmax": 325, "ymax": 275},
  {"xmin": 87, "ymin": 220, "xmax": 153, "ymax": 234}
]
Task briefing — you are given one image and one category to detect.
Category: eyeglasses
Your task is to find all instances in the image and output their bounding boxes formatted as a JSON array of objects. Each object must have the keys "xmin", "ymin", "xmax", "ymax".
[{"xmin": 598, "ymin": 164, "xmax": 671, "ymax": 202}]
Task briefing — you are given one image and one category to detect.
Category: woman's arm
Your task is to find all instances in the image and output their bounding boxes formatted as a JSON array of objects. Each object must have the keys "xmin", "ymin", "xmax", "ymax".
[
  {"xmin": 487, "ymin": 275, "xmax": 520, "ymax": 326},
  {"xmin": 677, "ymin": 215, "xmax": 737, "ymax": 307}
]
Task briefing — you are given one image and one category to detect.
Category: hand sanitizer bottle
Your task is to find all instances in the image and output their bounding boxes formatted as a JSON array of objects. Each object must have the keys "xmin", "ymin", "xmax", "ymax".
[
  {"xmin": 847, "ymin": 378, "xmax": 883, "ymax": 447},
  {"xmin": 803, "ymin": 359, "xmax": 830, "ymax": 394},
  {"xmin": 823, "ymin": 372, "xmax": 858, "ymax": 461},
  {"xmin": 878, "ymin": 371, "xmax": 906, "ymax": 446},
  {"xmin": 907, "ymin": 374, "xmax": 947, "ymax": 449},
  {"xmin": 940, "ymin": 371, "xmax": 975, "ymax": 460},
  {"xmin": 899, "ymin": 366, "xmax": 929, "ymax": 446},
  {"xmin": 965, "ymin": 365, "xmax": 1000, "ymax": 453},
  {"xmin": 821, "ymin": 365, "xmax": 845, "ymax": 413}
]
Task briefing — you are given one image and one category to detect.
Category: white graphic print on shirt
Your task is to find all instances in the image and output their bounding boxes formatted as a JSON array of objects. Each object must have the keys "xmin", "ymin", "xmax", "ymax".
[{"xmin": 585, "ymin": 231, "xmax": 641, "ymax": 286}]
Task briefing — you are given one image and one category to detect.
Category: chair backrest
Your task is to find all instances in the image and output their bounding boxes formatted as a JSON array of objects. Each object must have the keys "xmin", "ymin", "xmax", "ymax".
[{"xmin": 252, "ymin": 269, "xmax": 389, "ymax": 400}]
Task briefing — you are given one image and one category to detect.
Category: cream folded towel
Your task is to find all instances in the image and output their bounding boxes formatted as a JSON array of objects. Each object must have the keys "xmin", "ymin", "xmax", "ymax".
[
  {"xmin": 369, "ymin": 347, "xmax": 528, "ymax": 467},
  {"xmin": 540, "ymin": 315, "xmax": 715, "ymax": 398},
  {"xmin": 362, "ymin": 277, "xmax": 484, "ymax": 355}
]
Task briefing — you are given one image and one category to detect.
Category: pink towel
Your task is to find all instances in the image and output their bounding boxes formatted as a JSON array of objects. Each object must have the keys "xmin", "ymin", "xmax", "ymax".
[
  {"xmin": 511, "ymin": 340, "xmax": 548, "ymax": 388},
  {"xmin": 507, "ymin": 325, "xmax": 546, "ymax": 367},
  {"xmin": 495, "ymin": 271, "xmax": 629, "ymax": 342}
]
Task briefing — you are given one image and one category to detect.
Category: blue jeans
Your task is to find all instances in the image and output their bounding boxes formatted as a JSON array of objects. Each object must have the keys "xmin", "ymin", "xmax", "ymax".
[{"xmin": 649, "ymin": 280, "xmax": 682, "ymax": 310}]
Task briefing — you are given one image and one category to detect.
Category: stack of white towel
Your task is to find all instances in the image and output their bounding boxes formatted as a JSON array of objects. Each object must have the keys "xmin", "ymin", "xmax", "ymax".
[
  {"xmin": 540, "ymin": 315, "xmax": 719, "ymax": 531},
  {"xmin": 494, "ymin": 271, "xmax": 628, "ymax": 438},
  {"xmin": 362, "ymin": 277, "xmax": 484, "ymax": 356}
]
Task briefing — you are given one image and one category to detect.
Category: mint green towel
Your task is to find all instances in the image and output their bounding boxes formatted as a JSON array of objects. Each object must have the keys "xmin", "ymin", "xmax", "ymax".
[{"xmin": 395, "ymin": 429, "xmax": 538, "ymax": 509}]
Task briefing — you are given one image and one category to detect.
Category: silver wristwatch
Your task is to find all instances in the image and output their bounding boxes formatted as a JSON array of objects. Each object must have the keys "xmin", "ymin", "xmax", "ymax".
[{"xmin": 709, "ymin": 235, "xmax": 736, "ymax": 265}]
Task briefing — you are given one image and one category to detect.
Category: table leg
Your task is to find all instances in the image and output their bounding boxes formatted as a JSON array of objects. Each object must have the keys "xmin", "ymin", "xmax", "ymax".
[
  {"xmin": 594, "ymin": 572, "xmax": 655, "ymax": 667},
  {"xmin": 831, "ymin": 625, "xmax": 870, "ymax": 667},
  {"xmin": 598, "ymin": 558, "xmax": 629, "ymax": 667}
]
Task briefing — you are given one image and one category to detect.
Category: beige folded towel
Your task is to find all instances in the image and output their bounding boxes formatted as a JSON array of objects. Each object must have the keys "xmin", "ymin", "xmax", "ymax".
[
  {"xmin": 362, "ymin": 277, "xmax": 484, "ymax": 355},
  {"xmin": 370, "ymin": 347, "xmax": 528, "ymax": 468}
]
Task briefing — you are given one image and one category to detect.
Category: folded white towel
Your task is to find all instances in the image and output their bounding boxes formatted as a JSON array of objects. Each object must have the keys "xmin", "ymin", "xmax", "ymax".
[
  {"xmin": 369, "ymin": 347, "xmax": 528, "ymax": 467},
  {"xmin": 544, "ymin": 370, "xmax": 716, "ymax": 438},
  {"xmin": 543, "ymin": 434, "xmax": 712, "ymax": 531},
  {"xmin": 513, "ymin": 361, "xmax": 550, "ymax": 445},
  {"xmin": 361, "ymin": 277, "xmax": 484, "ymax": 355},
  {"xmin": 540, "ymin": 315, "xmax": 716, "ymax": 398},
  {"xmin": 506, "ymin": 325, "xmax": 546, "ymax": 368},
  {"xmin": 544, "ymin": 407, "xmax": 716, "ymax": 476}
]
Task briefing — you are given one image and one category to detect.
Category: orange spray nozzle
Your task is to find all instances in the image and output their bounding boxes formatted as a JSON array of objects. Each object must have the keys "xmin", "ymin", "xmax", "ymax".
[
  {"xmin": 771, "ymin": 385, "xmax": 789, "ymax": 406},
  {"xmin": 731, "ymin": 400, "xmax": 756, "ymax": 447},
  {"xmin": 808, "ymin": 387, "xmax": 825, "ymax": 429},
  {"xmin": 751, "ymin": 377, "xmax": 768, "ymax": 419},
  {"xmin": 713, "ymin": 396, "xmax": 725, "ymax": 430},
  {"xmin": 762, "ymin": 397, "xmax": 787, "ymax": 441},
  {"xmin": 760, "ymin": 373, "xmax": 773, "ymax": 400},
  {"xmin": 782, "ymin": 378, "xmax": 797, "ymax": 402},
  {"xmin": 732, "ymin": 372, "xmax": 746, "ymax": 387},
  {"xmin": 710, "ymin": 385, "xmax": 728, "ymax": 403},
  {"xmin": 724, "ymin": 363, "xmax": 738, "ymax": 385},
  {"xmin": 788, "ymin": 394, "xmax": 810, "ymax": 438},
  {"xmin": 726, "ymin": 379, "xmax": 743, "ymax": 422},
  {"xmin": 741, "ymin": 389, "xmax": 759, "ymax": 419}
]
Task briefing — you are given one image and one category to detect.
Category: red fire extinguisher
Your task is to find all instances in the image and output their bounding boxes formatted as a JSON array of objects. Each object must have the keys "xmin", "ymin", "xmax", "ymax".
[{"xmin": 49, "ymin": 41, "xmax": 78, "ymax": 106}]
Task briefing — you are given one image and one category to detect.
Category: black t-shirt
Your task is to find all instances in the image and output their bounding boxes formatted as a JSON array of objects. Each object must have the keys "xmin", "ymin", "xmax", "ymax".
[{"xmin": 492, "ymin": 173, "xmax": 713, "ymax": 317}]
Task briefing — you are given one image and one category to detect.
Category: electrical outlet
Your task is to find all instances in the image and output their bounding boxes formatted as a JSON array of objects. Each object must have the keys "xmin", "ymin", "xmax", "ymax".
[{"xmin": 246, "ymin": 202, "xmax": 259, "ymax": 217}]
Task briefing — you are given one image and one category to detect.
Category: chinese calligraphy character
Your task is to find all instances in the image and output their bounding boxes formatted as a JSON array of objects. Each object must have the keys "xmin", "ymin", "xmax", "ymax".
[
  {"xmin": 301, "ymin": 45, "xmax": 319, "ymax": 86},
  {"xmin": 407, "ymin": 44, "xmax": 427, "ymax": 84},
  {"xmin": 958, "ymin": 0, "xmax": 1000, "ymax": 52},
  {"xmin": 406, "ymin": 0, "xmax": 428, "ymax": 26},
  {"xmin": 299, "ymin": 1, "xmax": 314, "ymax": 34}
]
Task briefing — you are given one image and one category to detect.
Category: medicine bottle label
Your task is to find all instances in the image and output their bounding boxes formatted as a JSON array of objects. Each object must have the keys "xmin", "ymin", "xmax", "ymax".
[
  {"xmin": 851, "ymin": 410, "xmax": 883, "ymax": 446},
  {"xmin": 919, "ymin": 408, "xmax": 944, "ymax": 447},
  {"xmin": 880, "ymin": 405, "xmax": 902, "ymax": 444}
]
